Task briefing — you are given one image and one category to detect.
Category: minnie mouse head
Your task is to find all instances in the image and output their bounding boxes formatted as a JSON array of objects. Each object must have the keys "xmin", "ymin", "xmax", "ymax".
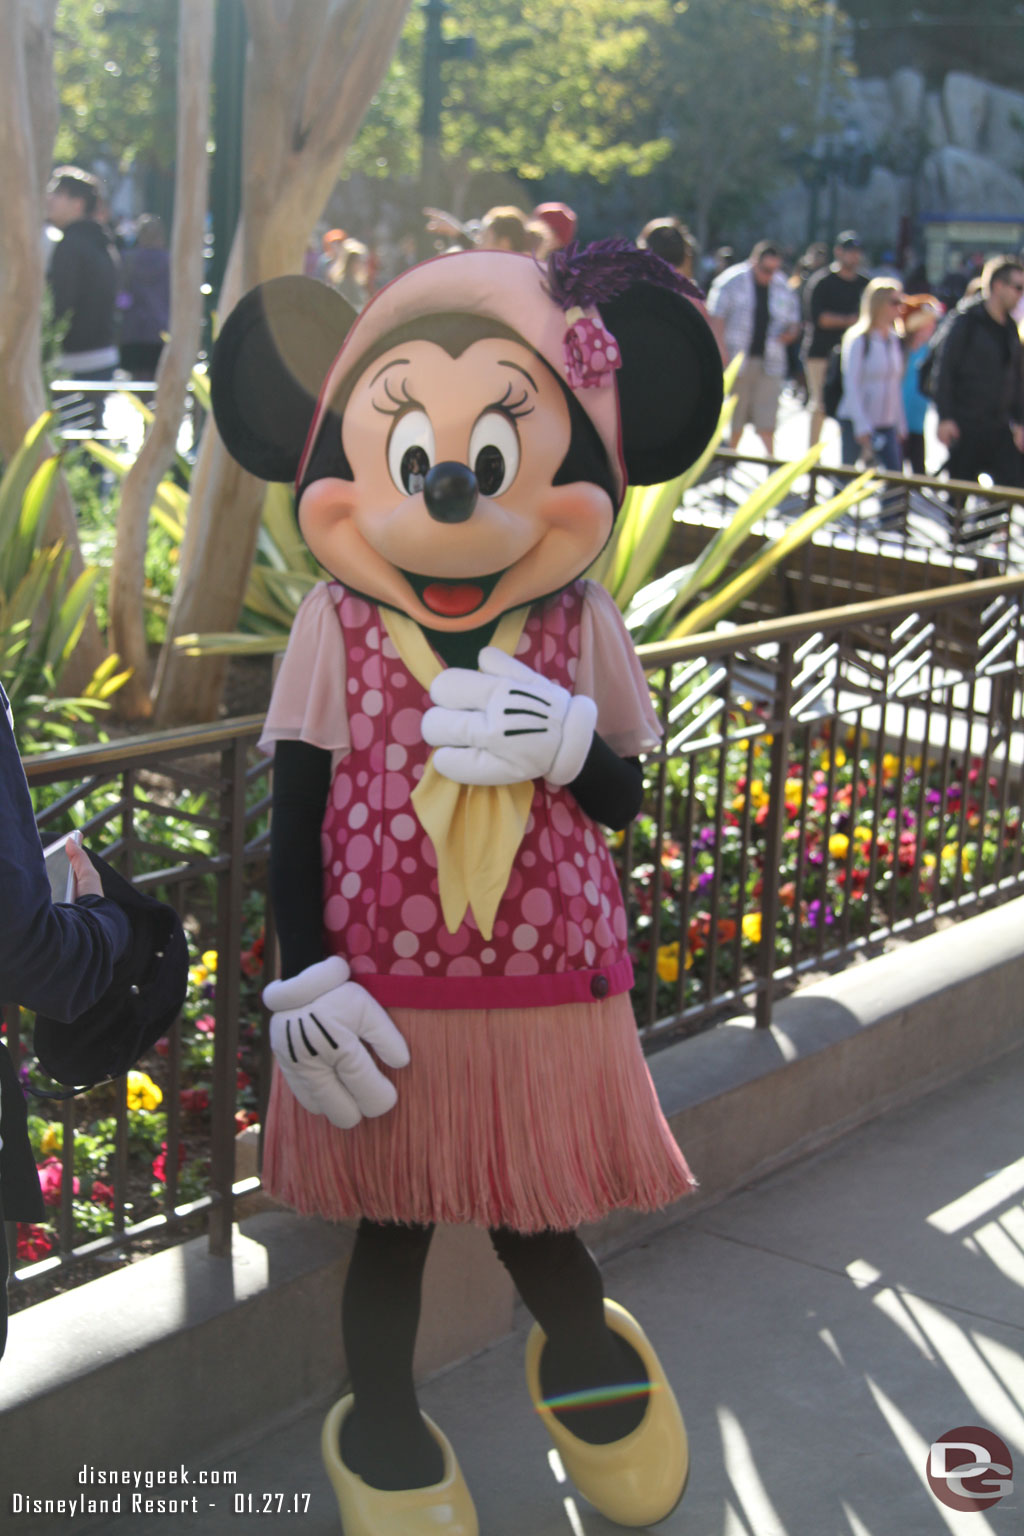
[{"xmin": 210, "ymin": 241, "xmax": 723, "ymax": 633}]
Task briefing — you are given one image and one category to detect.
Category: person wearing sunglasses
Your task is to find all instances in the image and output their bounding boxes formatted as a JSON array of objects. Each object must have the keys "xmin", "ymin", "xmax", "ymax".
[{"xmin": 932, "ymin": 255, "xmax": 1024, "ymax": 490}]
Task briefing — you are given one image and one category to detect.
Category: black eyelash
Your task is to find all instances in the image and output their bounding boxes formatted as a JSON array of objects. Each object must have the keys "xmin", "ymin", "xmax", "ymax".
[
  {"xmin": 372, "ymin": 375, "xmax": 419, "ymax": 416},
  {"xmin": 490, "ymin": 382, "xmax": 534, "ymax": 420}
]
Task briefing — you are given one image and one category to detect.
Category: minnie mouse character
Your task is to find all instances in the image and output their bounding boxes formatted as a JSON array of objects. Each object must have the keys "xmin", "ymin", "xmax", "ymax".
[{"xmin": 211, "ymin": 242, "xmax": 723, "ymax": 1535}]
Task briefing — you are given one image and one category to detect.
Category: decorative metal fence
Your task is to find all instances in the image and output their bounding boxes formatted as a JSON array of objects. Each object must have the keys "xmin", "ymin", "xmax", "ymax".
[
  {"xmin": 671, "ymin": 450, "xmax": 1024, "ymax": 624},
  {"xmin": 7, "ymin": 572, "xmax": 1024, "ymax": 1291},
  {"xmin": 629, "ymin": 570, "xmax": 1024, "ymax": 1042}
]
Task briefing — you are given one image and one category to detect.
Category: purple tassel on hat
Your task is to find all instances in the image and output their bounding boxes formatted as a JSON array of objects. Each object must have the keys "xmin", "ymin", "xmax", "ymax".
[
  {"xmin": 545, "ymin": 238, "xmax": 705, "ymax": 389},
  {"xmin": 546, "ymin": 237, "xmax": 706, "ymax": 311}
]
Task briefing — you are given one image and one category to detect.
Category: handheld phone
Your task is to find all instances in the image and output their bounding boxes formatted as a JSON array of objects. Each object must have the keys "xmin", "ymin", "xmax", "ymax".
[{"xmin": 43, "ymin": 830, "xmax": 83, "ymax": 904}]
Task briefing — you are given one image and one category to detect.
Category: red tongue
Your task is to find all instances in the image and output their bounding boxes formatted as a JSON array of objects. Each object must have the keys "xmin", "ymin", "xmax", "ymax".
[{"xmin": 422, "ymin": 582, "xmax": 485, "ymax": 617}]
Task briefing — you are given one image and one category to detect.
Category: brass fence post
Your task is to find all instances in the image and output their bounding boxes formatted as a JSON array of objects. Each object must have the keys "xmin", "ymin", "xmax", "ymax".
[
  {"xmin": 755, "ymin": 641, "xmax": 795, "ymax": 1029},
  {"xmin": 209, "ymin": 738, "xmax": 247, "ymax": 1256}
]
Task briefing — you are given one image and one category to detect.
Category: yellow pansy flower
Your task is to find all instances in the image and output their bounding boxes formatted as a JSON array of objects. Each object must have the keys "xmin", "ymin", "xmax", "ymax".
[
  {"xmin": 741, "ymin": 912, "xmax": 762, "ymax": 944},
  {"xmin": 828, "ymin": 833, "xmax": 850, "ymax": 859},
  {"xmin": 126, "ymin": 1071, "xmax": 163, "ymax": 1113},
  {"xmin": 853, "ymin": 825, "xmax": 873, "ymax": 842},
  {"xmin": 202, "ymin": 949, "xmax": 218, "ymax": 972}
]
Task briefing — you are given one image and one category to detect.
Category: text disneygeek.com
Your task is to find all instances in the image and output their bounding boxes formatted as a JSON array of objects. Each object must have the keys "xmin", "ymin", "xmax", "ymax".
[{"xmin": 10, "ymin": 1464, "xmax": 313, "ymax": 1518}]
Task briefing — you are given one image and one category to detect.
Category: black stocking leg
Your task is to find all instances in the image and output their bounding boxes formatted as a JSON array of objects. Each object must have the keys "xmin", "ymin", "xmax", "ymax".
[
  {"xmin": 339, "ymin": 1218, "xmax": 444, "ymax": 1491},
  {"xmin": 490, "ymin": 1227, "xmax": 649, "ymax": 1445}
]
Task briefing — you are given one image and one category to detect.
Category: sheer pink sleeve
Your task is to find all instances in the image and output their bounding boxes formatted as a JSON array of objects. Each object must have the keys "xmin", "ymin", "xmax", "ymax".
[
  {"xmin": 575, "ymin": 580, "xmax": 662, "ymax": 756},
  {"xmin": 258, "ymin": 583, "xmax": 351, "ymax": 758}
]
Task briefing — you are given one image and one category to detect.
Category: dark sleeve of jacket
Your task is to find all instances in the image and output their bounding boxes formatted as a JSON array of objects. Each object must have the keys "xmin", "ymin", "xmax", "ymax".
[
  {"xmin": 0, "ymin": 699, "xmax": 131, "ymax": 1021},
  {"xmin": 934, "ymin": 310, "xmax": 969, "ymax": 424},
  {"xmin": 48, "ymin": 234, "xmax": 78, "ymax": 323},
  {"xmin": 270, "ymin": 739, "xmax": 332, "ymax": 979}
]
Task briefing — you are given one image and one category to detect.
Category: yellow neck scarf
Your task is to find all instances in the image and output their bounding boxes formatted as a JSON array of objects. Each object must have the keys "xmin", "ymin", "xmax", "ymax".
[{"xmin": 378, "ymin": 606, "xmax": 534, "ymax": 939}]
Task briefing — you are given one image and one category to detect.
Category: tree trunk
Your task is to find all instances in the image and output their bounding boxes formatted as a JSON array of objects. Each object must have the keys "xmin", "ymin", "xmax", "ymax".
[
  {"xmin": 153, "ymin": 0, "xmax": 412, "ymax": 725},
  {"xmin": 0, "ymin": 1, "xmax": 106, "ymax": 690},
  {"xmin": 108, "ymin": 0, "xmax": 214, "ymax": 719}
]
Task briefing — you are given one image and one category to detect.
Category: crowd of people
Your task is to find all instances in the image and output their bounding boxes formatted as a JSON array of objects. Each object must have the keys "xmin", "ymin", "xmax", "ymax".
[
  {"xmin": 707, "ymin": 231, "xmax": 1024, "ymax": 485},
  {"xmin": 42, "ymin": 163, "xmax": 1024, "ymax": 492}
]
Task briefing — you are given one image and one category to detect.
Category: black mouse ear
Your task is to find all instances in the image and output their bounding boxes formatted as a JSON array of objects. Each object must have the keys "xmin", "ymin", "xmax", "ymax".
[
  {"xmin": 210, "ymin": 276, "xmax": 357, "ymax": 482},
  {"xmin": 598, "ymin": 285, "xmax": 724, "ymax": 487}
]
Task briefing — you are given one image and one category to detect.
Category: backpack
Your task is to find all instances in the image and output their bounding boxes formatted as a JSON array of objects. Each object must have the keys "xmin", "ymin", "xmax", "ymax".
[{"xmin": 822, "ymin": 344, "xmax": 844, "ymax": 418}]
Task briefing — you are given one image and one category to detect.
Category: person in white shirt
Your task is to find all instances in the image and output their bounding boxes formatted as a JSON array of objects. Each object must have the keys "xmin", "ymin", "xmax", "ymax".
[
  {"xmin": 837, "ymin": 278, "xmax": 907, "ymax": 470},
  {"xmin": 707, "ymin": 240, "xmax": 802, "ymax": 456}
]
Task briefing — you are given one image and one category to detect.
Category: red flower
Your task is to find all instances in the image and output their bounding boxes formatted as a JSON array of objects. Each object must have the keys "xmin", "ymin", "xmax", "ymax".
[
  {"xmin": 180, "ymin": 1088, "xmax": 210, "ymax": 1116},
  {"xmin": 194, "ymin": 1014, "xmax": 216, "ymax": 1034},
  {"xmin": 152, "ymin": 1142, "xmax": 186, "ymax": 1183},
  {"xmin": 240, "ymin": 932, "xmax": 266, "ymax": 978},
  {"xmin": 236, "ymin": 1068, "xmax": 252, "ymax": 1092},
  {"xmin": 153, "ymin": 1037, "xmax": 170, "ymax": 1057},
  {"xmin": 91, "ymin": 1180, "xmax": 115, "ymax": 1208},
  {"xmin": 17, "ymin": 1224, "xmax": 53, "ymax": 1262},
  {"xmin": 234, "ymin": 1109, "xmax": 260, "ymax": 1133},
  {"xmin": 37, "ymin": 1157, "xmax": 79, "ymax": 1207}
]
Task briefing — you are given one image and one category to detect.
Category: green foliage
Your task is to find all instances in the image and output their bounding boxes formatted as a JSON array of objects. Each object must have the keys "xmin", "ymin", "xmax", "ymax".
[
  {"xmin": 54, "ymin": 0, "xmax": 179, "ymax": 177},
  {"xmin": 346, "ymin": 0, "xmax": 840, "ymax": 235},
  {"xmin": 83, "ymin": 383, "xmax": 325, "ymax": 659},
  {"xmin": 593, "ymin": 358, "xmax": 879, "ymax": 643},
  {"xmin": 0, "ymin": 414, "xmax": 129, "ymax": 748},
  {"xmin": 348, "ymin": 0, "xmax": 675, "ymax": 186}
]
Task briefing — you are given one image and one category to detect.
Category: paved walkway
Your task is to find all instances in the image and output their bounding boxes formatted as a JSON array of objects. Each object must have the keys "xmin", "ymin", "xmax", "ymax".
[{"xmin": 96, "ymin": 1047, "xmax": 1024, "ymax": 1536}]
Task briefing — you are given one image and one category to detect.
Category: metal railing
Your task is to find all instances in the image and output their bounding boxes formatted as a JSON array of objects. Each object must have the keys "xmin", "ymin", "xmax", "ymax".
[
  {"xmin": 629, "ymin": 570, "xmax": 1024, "ymax": 1041},
  {"xmin": 673, "ymin": 449, "xmax": 1024, "ymax": 624},
  {"xmin": 5, "ymin": 718, "xmax": 273, "ymax": 1288},
  {"xmin": 7, "ymin": 572, "xmax": 1024, "ymax": 1289}
]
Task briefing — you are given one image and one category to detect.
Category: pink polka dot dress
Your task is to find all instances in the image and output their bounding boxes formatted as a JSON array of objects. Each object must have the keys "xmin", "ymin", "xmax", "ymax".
[{"xmin": 259, "ymin": 579, "xmax": 696, "ymax": 1232}]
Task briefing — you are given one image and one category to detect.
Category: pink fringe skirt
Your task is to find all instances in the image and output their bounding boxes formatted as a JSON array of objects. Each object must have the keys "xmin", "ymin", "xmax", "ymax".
[{"xmin": 261, "ymin": 994, "xmax": 696, "ymax": 1233}]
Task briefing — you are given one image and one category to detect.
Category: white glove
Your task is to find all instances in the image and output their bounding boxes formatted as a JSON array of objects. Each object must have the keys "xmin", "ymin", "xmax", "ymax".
[
  {"xmin": 422, "ymin": 647, "xmax": 598, "ymax": 787},
  {"xmin": 263, "ymin": 956, "xmax": 409, "ymax": 1129}
]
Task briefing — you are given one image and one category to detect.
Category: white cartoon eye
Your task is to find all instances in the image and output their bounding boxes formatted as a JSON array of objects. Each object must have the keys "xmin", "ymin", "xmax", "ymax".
[
  {"xmin": 388, "ymin": 409, "xmax": 435, "ymax": 495},
  {"xmin": 468, "ymin": 410, "xmax": 520, "ymax": 496}
]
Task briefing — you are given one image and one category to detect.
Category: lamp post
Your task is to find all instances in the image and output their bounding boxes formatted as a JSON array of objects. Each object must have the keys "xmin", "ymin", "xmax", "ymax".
[{"xmin": 419, "ymin": 0, "xmax": 475, "ymax": 256}]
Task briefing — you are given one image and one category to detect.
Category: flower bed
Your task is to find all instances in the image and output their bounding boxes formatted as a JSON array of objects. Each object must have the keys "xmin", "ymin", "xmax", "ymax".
[
  {"xmin": 9, "ymin": 908, "xmax": 266, "ymax": 1293},
  {"xmin": 625, "ymin": 707, "xmax": 1021, "ymax": 1029}
]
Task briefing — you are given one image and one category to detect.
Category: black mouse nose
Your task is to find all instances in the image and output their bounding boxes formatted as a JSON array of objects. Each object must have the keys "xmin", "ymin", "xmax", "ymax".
[{"xmin": 423, "ymin": 461, "xmax": 478, "ymax": 523}]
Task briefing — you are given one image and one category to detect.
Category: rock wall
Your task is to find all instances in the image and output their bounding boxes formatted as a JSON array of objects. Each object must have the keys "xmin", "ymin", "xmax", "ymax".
[{"xmin": 760, "ymin": 69, "xmax": 1024, "ymax": 254}]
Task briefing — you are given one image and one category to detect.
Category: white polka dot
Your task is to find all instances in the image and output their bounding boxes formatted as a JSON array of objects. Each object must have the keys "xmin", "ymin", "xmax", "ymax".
[
  {"xmin": 362, "ymin": 689, "xmax": 383, "ymax": 717},
  {"xmin": 394, "ymin": 931, "xmax": 419, "ymax": 958},
  {"xmin": 584, "ymin": 881, "xmax": 599, "ymax": 905},
  {"xmin": 425, "ymin": 951, "xmax": 440, "ymax": 967},
  {"xmin": 513, "ymin": 923, "xmax": 538, "ymax": 951},
  {"xmin": 348, "ymin": 803, "xmax": 369, "ymax": 830},
  {"xmin": 341, "ymin": 871, "xmax": 361, "ymax": 899},
  {"xmin": 386, "ymin": 744, "xmax": 408, "ymax": 771},
  {"xmin": 392, "ymin": 813, "xmax": 417, "ymax": 842},
  {"xmin": 332, "ymin": 860, "xmax": 343, "ymax": 876}
]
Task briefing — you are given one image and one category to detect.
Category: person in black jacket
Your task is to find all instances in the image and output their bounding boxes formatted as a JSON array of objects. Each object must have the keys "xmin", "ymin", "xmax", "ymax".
[
  {"xmin": 46, "ymin": 166, "xmax": 120, "ymax": 440},
  {"xmin": 934, "ymin": 255, "xmax": 1024, "ymax": 489},
  {"xmin": 0, "ymin": 681, "xmax": 130, "ymax": 1359}
]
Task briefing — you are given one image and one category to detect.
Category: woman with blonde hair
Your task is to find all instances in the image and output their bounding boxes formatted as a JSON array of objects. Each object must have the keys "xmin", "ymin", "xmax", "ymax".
[{"xmin": 836, "ymin": 277, "xmax": 907, "ymax": 469}]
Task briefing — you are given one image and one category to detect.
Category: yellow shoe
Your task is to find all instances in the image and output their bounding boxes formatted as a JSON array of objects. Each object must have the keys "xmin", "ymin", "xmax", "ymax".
[
  {"xmin": 321, "ymin": 1395, "xmax": 479, "ymax": 1536},
  {"xmin": 525, "ymin": 1299, "xmax": 689, "ymax": 1528}
]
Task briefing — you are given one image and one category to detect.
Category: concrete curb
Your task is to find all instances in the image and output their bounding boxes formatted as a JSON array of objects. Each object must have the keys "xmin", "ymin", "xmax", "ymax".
[{"xmin": 3, "ymin": 897, "xmax": 1023, "ymax": 1522}]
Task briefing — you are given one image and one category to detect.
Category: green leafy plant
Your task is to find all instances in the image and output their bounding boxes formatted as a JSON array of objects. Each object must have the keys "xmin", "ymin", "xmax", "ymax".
[
  {"xmin": 84, "ymin": 376, "xmax": 325, "ymax": 658},
  {"xmin": 591, "ymin": 357, "xmax": 879, "ymax": 642},
  {"xmin": 0, "ymin": 413, "xmax": 129, "ymax": 745}
]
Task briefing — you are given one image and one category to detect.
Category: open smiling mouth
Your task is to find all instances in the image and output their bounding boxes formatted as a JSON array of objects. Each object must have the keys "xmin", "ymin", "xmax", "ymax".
[{"xmin": 400, "ymin": 566, "xmax": 509, "ymax": 619}]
